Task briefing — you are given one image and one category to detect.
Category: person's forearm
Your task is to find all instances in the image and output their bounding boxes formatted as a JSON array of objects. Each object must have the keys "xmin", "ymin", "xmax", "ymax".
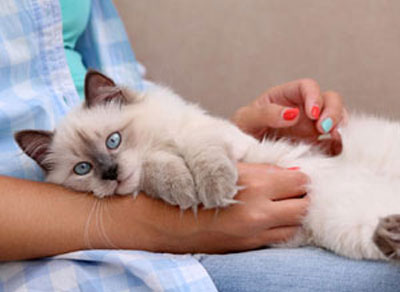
[
  {"xmin": 0, "ymin": 176, "xmax": 216, "ymax": 260},
  {"xmin": 102, "ymin": 188, "xmax": 222, "ymax": 253},
  {"xmin": 0, "ymin": 176, "xmax": 99, "ymax": 260},
  {"xmin": 0, "ymin": 162, "xmax": 306, "ymax": 260}
]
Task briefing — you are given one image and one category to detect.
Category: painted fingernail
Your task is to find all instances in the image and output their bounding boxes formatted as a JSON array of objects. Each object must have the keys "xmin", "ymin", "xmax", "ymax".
[
  {"xmin": 311, "ymin": 105, "xmax": 320, "ymax": 119},
  {"xmin": 321, "ymin": 117, "xmax": 333, "ymax": 133},
  {"xmin": 282, "ymin": 108, "xmax": 299, "ymax": 121},
  {"xmin": 288, "ymin": 167, "xmax": 300, "ymax": 171}
]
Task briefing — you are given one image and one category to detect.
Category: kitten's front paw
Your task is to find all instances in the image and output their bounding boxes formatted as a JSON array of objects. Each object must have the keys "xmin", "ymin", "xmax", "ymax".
[
  {"xmin": 194, "ymin": 156, "xmax": 238, "ymax": 209},
  {"xmin": 373, "ymin": 214, "xmax": 400, "ymax": 260},
  {"xmin": 142, "ymin": 152, "xmax": 198, "ymax": 209},
  {"xmin": 159, "ymin": 168, "xmax": 197, "ymax": 209}
]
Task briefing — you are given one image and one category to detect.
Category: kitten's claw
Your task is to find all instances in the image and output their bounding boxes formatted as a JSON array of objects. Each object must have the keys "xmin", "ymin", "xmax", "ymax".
[
  {"xmin": 191, "ymin": 205, "xmax": 198, "ymax": 217},
  {"xmin": 373, "ymin": 214, "xmax": 400, "ymax": 260},
  {"xmin": 195, "ymin": 158, "xmax": 239, "ymax": 209}
]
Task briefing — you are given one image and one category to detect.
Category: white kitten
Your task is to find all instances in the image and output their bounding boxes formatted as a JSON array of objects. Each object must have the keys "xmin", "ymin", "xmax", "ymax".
[{"xmin": 15, "ymin": 71, "xmax": 400, "ymax": 261}]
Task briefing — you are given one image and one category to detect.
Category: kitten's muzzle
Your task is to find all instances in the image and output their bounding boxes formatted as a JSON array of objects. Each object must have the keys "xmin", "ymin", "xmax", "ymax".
[{"xmin": 101, "ymin": 164, "xmax": 119, "ymax": 180}]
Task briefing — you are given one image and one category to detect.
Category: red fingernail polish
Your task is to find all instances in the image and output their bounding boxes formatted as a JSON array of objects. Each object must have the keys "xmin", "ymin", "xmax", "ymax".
[
  {"xmin": 288, "ymin": 167, "xmax": 300, "ymax": 170},
  {"xmin": 311, "ymin": 106, "xmax": 320, "ymax": 119},
  {"xmin": 282, "ymin": 108, "xmax": 299, "ymax": 121}
]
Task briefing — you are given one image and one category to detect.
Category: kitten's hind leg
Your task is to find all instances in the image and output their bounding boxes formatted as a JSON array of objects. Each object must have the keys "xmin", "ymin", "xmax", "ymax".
[
  {"xmin": 340, "ymin": 117, "xmax": 400, "ymax": 177},
  {"xmin": 373, "ymin": 215, "xmax": 400, "ymax": 260},
  {"xmin": 141, "ymin": 151, "xmax": 198, "ymax": 209}
]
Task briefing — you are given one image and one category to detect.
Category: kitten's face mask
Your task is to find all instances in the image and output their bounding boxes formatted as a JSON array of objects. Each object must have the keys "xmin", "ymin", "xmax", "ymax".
[{"xmin": 15, "ymin": 71, "xmax": 143, "ymax": 197}]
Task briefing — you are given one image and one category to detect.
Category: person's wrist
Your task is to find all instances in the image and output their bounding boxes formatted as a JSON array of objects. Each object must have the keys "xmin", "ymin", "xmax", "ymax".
[
  {"xmin": 99, "ymin": 194, "xmax": 206, "ymax": 252},
  {"xmin": 92, "ymin": 194, "xmax": 158, "ymax": 250},
  {"xmin": 90, "ymin": 191, "xmax": 244, "ymax": 253}
]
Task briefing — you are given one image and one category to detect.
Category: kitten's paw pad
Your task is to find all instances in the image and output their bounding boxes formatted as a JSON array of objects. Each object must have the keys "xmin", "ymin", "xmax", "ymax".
[
  {"xmin": 373, "ymin": 215, "xmax": 400, "ymax": 260},
  {"xmin": 196, "ymin": 160, "xmax": 238, "ymax": 209}
]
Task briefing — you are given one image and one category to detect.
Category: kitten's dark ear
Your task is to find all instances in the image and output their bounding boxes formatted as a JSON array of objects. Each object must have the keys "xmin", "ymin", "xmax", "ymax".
[
  {"xmin": 14, "ymin": 130, "xmax": 53, "ymax": 172},
  {"xmin": 84, "ymin": 70, "xmax": 125, "ymax": 108}
]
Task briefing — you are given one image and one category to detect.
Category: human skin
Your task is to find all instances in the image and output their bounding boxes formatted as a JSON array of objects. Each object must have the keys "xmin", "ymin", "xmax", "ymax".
[
  {"xmin": 232, "ymin": 78, "xmax": 346, "ymax": 155},
  {"xmin": 0, "ymin": 78, "xmax": 345, "ymax": 261},
  {"xmin": 0, "ymin": 165, "xmax": 307, "ymax": 260}
]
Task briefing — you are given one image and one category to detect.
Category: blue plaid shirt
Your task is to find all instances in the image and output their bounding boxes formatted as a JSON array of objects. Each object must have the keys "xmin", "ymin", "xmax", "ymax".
[{"xmin": 0, "ymin": 0, "xmax": 216, "ymax": 291}]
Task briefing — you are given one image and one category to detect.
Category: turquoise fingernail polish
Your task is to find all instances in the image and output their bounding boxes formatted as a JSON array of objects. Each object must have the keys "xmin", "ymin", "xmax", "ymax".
[{"xmin": 322, "ymin": 117, "xmax": 333, "ymax": 133}]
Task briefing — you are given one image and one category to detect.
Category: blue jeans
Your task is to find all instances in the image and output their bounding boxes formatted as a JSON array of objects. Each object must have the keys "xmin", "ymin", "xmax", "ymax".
[{"xmin": 199, "ymin": 247, "xmax": 400, "ymax": 292}]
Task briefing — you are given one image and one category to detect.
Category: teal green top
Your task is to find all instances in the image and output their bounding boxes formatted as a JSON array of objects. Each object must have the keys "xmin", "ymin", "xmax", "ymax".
[{"xmin": 60, "ymin": 0, "xmax": 91, "ymax": 99}]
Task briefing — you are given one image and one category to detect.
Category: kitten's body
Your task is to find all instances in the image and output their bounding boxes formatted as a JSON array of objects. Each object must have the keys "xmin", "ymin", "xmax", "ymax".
[{"xmin": 15, "ymin": 71, "xmax": 400, "ymax": 261}]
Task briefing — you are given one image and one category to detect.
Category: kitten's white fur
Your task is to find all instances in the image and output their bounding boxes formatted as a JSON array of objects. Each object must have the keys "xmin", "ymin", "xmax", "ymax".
[{"xmin": 18, "ymin": 81, "xmax": 400, "ymax": 261}]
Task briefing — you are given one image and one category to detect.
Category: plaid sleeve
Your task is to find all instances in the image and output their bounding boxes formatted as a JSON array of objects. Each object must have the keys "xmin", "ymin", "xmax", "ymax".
[
  {"xmin": 0, "ymin": 250, "xmax": 217, "ymax": 291},
  {"xmin": 76, "ymin": 0, "xmax": 144, "ymax": 91},
  {"xmin": 0, "ymin": 0, "xmax": 79, "ymax": 180}
]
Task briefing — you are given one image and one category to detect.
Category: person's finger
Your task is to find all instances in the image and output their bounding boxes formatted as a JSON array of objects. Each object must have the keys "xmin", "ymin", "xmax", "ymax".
[
  {"xmin": 341, "ymin": 107, "xmax": 350, "ymax": 126},
  {"xmin": 237, "ymin": 164, "xmax": 308, "ymax": 199},
  {"xmin": 269, "ymin": 197, "xmax": 309, "ymax": 227},
  {"xmin": 297, "ymin": 79, "xmax": 324, "ymax": 120},
  {"xmin": 268, "ymin": 170, "xmax": 309, "ymax": 200},
  {"xmin": 254, "ymin": 93, "xmax": 302, "ymax": 128},
  {"xmin": 237, "ymin": 163, "xmax": 281, "ymax": 183},
  {"xmin": 256, "ymin": 102, "xmax": 300, "ymax": 128},
  {"xmin": 257, "ymin": 226, "xmax": 302, "ymax": 245},
  {"xmin": 317, "ymin": 128, "xmax": 343, "ymax": 156},
  {"xmin": 318, "ymin": 91, "xmax": 343, "ymax": 134},
  {"xmin": 268, "ymin": 78, "xmax": 323, "ymax": 120},
  {"xmin": 236, "ymin": 163, "xmax": 281, "ymax": 193},
  {"xmin": 234, "ymin": 101, "xmax": 300, "ymax": 134}
]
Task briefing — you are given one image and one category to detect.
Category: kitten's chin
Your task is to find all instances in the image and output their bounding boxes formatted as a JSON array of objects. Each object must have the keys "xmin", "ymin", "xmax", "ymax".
[
  {"xmin": 94, "ymin": 192, "xmax": 114, "ymax": 199},
  {"xmin": 92, "ymin": 181, "xmax": 119, "ymax": 198},
  {"xmin": 115, "ymin": 171, "xmax": 140, "ymax": 195}
]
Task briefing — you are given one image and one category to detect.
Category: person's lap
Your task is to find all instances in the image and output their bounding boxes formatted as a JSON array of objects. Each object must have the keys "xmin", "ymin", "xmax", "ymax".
[{"xmin": 199, "ymin": 247, "xmax": 400, "ymax": 292}]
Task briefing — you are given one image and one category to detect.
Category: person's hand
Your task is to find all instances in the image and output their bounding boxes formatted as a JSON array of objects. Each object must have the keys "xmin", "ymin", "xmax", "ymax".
[
  {"xmin": 232, "ymin": 79, "xmax": 348, "ymax": 155},
  {"xmin": 198, "ymin": 163, "xmax": 309, "ymax": 252},
  {"xmin": 108, "ymin": 163, "xmax": 309, "ymax": 253}
]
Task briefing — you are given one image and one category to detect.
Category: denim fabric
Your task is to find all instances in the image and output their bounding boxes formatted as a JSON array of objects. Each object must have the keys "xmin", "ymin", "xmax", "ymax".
[{"xmin": 199, "ymin": 247, "xmax": 400, "ymax": 292}]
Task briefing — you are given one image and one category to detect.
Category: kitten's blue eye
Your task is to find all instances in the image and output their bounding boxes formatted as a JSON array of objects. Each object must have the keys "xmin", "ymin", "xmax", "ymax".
[
  {"xmin": 106, "ymin": 132, "xmax": 121, "ymax": 149},
  {"xmin": 74, "ymin": 162, "xmax": 92, "ymax": 175}
]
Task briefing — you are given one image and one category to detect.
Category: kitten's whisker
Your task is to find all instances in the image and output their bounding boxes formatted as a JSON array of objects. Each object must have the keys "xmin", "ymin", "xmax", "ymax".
[
  {"xmin": 99, "ymin": 199, "xmax": 118, "ymax": 249},
  {"xmin": 212, "ymin": 208, "xmax": 220, "ymax": 220},
  {"xmin": 191, "ymin": 205, "xmax": 198, "ymax": 221},
  {"xmin": 84, "ymin": 199, "xmax": 98, "ymax": 249},
  {"xmin": 94, "ymin": 198, "xmax": 101, "ymax": 246},
  {"xmin": 63, "ymin": 192, "xmax": 93, "ymax": 204}
]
